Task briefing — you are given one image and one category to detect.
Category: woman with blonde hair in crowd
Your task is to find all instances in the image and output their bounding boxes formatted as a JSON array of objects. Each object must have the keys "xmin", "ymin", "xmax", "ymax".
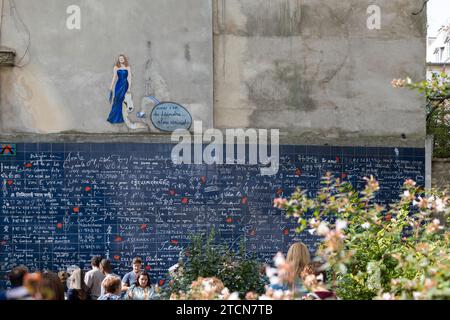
[{"xmin": 285, "ymin": 242, "xmax": 311, "ymax": 296}]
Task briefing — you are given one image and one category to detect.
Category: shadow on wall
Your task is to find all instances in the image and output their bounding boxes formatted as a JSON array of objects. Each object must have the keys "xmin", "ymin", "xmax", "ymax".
[
  {"xmin": 0, "ymin": 65, "xmax": 70, "ymax": 134},
  {"xmin": 246, "ymin": 60, "xmax": 317, "ymax": 112},
  {"xmin": 245, "ymin": 0, "xmax": 303, "ymax": 37}
]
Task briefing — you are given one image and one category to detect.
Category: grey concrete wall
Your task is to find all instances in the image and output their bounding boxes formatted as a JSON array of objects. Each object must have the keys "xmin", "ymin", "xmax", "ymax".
[
  {"xmin": 0, "ymin": 0, "xmax": 213, "ymax": 134},
  {"xmin": 0, "ymin": 0, "xmax": 427, "ymax": 147},
  {"xmin": 432, "ymin": 158, "xmax": 450, "ymax": 189},
  {"xmin": 214, "ymin": 0, "xmax": 427, "ymax": 146}
]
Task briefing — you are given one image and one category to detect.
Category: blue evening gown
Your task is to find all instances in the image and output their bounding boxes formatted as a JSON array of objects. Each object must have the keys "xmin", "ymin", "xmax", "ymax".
[{"xmin": 107, "ymin": 69, "xmax": 129, "ymax": 124}]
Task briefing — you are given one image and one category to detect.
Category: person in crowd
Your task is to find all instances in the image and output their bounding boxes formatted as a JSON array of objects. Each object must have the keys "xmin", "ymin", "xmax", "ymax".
[
  {"xmin": 283, "ymin": 242, "xmax": 311, "ymax": 297},
  {"xmin": 121, "ymin": 257, "xmax": 142, "ymax": 293},
  {"xmin": 84, "ymin": 256, "xmax": 105, "ymax": 300},
  {"xmin": 1, "ymin": 271, "xmax": 38, "ymax": 300},
  {"xmin": 37, "ymin": 271, "xmax": 65, "ymax": 300},
  {"xmin": 67, "ymin": 267, "xmax": 87, "ymax": 300},
  {"xmin": 100, "ymin": 259, "xmax": 119, "ymax": 296},
  {"xmin": 1, "ymin": 265, "xmax": 32, "ymax": 300},
  {"xmin": 58, "ymin": 270, "xmax": 69, "ymax": 295},
  {"xmin": 98, "ymin": 276, "xmax": 122, "ymax": 300},
  {"xmin": 124, "ymin": 271, "xmax": 159, "ymax": 300},
  {"xmin": 8, "ymin": 265, "xmax": 29, "ymax": 288}
]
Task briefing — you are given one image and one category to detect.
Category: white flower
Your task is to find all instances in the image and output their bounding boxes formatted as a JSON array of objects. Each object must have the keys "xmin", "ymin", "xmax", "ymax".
[
  {"xmin": 317, "ymin": 222, "xmax": 330, "ymax": 236},
  {"xmin": 227, "ymin": 292, "xmax": 240, "ymax": 300},
  {"xmin": 168, "ymin": 263, "xmax": 179, "ymax": 273},
  {"xmin": 221, "ymin": 288, "xmax": 230, "ymax": 297},
  {"xmin": 382, "ymin": 293, "xmax": 393, "ymax": 300},
  {"xmin": 273, "ymin": 290, "xmax": 285, "ymax": 300},
  {"xmin": 361, "ymin": 222, "xmax": 371, "ymax": 229},
  {"xmin": 203, "ymin": 280, "xmax": 213, "ymax": 293},
  {"xmin": 269, "ymin": 276, "xmax": 281, "ymax": 286},
  {"xmin": 406, "ymin": 77, "xmax": 412, "ymax": 85},
  {"xmin": 273, "ymin": 252, "xmax": 285, "ymax": 267},
  {"xmin": 435, "ymin": 198, "xmax": 446, "ymax": 212},
  {"xmin": 413, "ymin": 292, "xmax": 422, "ymax": 300},
  {"xmin": 265, "ymin": 266, "xmax": 277, "ymax": 278},
  {"xmin": 432, "ymin": 219, "xmax": 443, "ymax": 230},
  {"xmin": 403, "ymin": 190, "xmax": 410, "ymax": 198},
  {"xmin": 307, "ymin": 228, "xmax": 316, "ymax": 235},
  {"xmin": 309, "ymin": 218, "xmax": 317, "ymax": 227},
  {"xmin": 336, "ymin": 220, "xmax": 347, "ymax": 231}
]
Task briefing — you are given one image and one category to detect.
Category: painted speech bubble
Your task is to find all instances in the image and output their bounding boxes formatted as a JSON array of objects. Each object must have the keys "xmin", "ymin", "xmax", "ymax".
[{"xmin": 151, "ymin": 102, "xmax": 192, "ymax": 132}]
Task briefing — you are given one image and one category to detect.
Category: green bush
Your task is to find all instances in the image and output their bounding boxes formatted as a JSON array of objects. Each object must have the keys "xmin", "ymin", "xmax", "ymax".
[{"xmin": 162, "ymin": 229, "xmax": 267, "ymax": 299}]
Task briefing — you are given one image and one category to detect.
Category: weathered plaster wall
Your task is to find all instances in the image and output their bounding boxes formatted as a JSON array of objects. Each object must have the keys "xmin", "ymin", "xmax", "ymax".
[
  {"xmin": 0, "ymin": 0, "xmax": 213, "ymax": 134},
  {"xmin": 214, "ymin": 0, "xmax": 427, "ymax": 146},
  {"xmin": 432, "ymin": 158, "xmax": 450, "ymax": 189},
  {"xmin": 0, "ymin": 0, "xmax": 427, "ymax": 147}
]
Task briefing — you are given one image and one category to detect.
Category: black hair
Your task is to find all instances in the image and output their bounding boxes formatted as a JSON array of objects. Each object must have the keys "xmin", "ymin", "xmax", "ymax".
[
  {"xmin": 91, "ymin": 256, "xmax": 103, "ymax": 267},
  {"xmin": 8, "ymin": 265, "xmax": 29, "ymax": 287},
  {"xmin": 134, "ymin": 272, "xmax": 151, "ymax": 288}
]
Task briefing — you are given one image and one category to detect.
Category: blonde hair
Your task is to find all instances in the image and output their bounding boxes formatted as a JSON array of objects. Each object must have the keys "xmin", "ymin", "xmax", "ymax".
[{"xmin": 286, "ymin": 242, "xmax": 310, "ymax": 278}]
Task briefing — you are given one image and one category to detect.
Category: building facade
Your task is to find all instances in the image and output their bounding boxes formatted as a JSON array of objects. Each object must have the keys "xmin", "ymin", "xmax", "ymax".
[{"xmin": 0, "ymin": 0, "xmax": 428, "ymax": 288}]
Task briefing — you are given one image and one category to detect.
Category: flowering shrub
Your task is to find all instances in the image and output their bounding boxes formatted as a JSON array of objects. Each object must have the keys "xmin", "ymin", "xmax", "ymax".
[
  {"xmin": 162, "ymin": 229, "xmax": 267, "ymax": 299},
  {"xmin": 170, "ymin": 277, "xmax": 240, "ymax": 300},
  {"xmin": 274, "ymin": 174, "xmax": 449, "ymax": 300},
  {"xmin": 392, "ymin": 72, "xmax": 450, "ymax": 157}
]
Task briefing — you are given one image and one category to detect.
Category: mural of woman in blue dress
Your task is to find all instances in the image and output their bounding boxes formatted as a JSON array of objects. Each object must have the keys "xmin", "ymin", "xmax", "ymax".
[{"xmin": 108, "ymin": 54, "xmax": 132, "ymax": 124}]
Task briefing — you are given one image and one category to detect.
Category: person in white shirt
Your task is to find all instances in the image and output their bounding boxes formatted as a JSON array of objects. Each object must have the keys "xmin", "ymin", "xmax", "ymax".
[{"xmin": 84, "ymin": 256, "xmax": 105, "ymax": 300}]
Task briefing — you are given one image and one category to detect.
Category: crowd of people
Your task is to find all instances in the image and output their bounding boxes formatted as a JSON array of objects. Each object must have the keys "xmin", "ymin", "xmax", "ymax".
[
  {"xmin": 0, "ymin": 256, "xmax": 160, "ymax": 301},
  {"xmin": 0, "ymin": 242, "xmax": 336, "ymax": 301}
]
